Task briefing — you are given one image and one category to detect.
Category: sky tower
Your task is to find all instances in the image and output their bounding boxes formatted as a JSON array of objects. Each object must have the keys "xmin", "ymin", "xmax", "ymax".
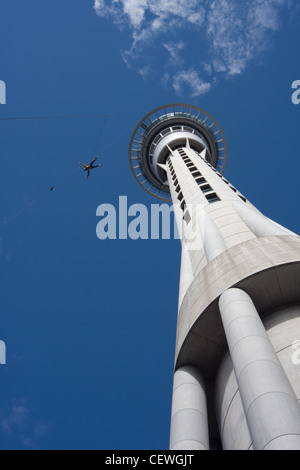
[{"xmin": 129, "ymin": 104, "xmax": 300, "ymax": 450}]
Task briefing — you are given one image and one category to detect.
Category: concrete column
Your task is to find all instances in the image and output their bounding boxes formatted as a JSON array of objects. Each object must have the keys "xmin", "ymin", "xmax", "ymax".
[
  {"xmin": 219, "ymin": 288, "xmax": 300, "ymax": 450},
  {"xmin": 233, "ymin": 201, "xmax": 296, "ymax": 237},
  {"xmin": 169, "ymin": 365, "xmax": 209, "ymax": 450}
]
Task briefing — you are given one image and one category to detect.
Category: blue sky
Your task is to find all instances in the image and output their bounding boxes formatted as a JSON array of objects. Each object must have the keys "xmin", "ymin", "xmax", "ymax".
[{"xmin": 0, "ymin": 0, "xmax": 299, "ymax": 450}]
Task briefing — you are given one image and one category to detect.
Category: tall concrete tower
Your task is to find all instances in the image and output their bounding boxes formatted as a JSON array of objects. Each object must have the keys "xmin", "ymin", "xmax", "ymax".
[{"xmin": 129, "ymin": 104, "xmax": 300, "ymax": 450}]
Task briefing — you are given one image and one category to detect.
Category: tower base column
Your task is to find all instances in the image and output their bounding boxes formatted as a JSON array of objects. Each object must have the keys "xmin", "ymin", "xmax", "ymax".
[
  {"xmin": 169, "ymin": 365, "xmax": 209, "ymax": 450},
  {"xmin": 219, "ymin": 288, "xmax": 300, "ymax": 450}
]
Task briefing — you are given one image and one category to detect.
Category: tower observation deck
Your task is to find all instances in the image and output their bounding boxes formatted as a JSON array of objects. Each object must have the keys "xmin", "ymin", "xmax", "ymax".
[
  {"xmin": 129, "ymin": 104, "xmax": 300, "ymax": 450},
  {"xmin": 129, "ymin": 104, "xmax": 227, "ymax": 202}
]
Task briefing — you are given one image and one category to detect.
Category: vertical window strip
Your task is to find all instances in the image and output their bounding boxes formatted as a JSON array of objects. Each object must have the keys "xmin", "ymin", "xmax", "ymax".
[{"xmin": 179, "ymin": 149, "xmax": 221, "ymax": 204}]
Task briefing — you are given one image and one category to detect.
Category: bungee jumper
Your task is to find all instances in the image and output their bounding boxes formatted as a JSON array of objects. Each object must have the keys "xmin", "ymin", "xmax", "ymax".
[
  {"xmin": 0, "ymin": 114, "xmax": 110, "ymax": 229},
  {"xmin": 79, "ymin": 158, "xmax": 102, "ymax": 178},
  {"xmin": 50, "ymin": 157, "xmax": 103, "ymax": 191}
]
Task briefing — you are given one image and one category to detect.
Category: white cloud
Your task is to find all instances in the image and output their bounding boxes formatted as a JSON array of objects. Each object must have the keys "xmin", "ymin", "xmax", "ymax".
[
  {"xmin": 0, "ymin": 399, "xmax": 29, "ymax": 435},
  {"xmin": 163, "ymin": 42, "xmax": 185, "ymax": 64},
  {"xmin": 94, "ymin": 0, "xmax": 205, "ymax": 26},
  {"xmin": 0, "ymin": 399, "xmax": 48, "ymax": 448},
  {"xmin": 120, "ymin": 0, "xmax": 148, "ymax": 28},
  {"xmin": 94, "ymin": 0, "xmax": 293, "ymax": 96},
  {"xmin": 173, "ymin": 70, "xmax": 212, "ymax": 97}
]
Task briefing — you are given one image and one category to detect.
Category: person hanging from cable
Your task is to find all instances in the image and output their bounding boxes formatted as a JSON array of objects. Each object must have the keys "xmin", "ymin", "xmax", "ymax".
[{"xmin": 79, "ymin": 158, "xmax": 102, "ymax": 178}]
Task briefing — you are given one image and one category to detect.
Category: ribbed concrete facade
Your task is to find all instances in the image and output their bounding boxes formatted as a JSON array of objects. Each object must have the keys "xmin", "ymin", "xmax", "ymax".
[{"xmin": 129, "ymin": 105, "xmax": 300, "ymax": 450}]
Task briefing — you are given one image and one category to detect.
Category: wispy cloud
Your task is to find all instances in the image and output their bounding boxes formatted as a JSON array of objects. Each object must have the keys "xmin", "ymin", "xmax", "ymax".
[
  {"xmin": 94, "ymin": 0, "xmax": 294, "ymax": 96},
  {"xmin": 0, "ymin": 399, "xmax": 48, "ymax": 449},
  {"xmin": 173, "ymin": 70, "xmax": 212, "ymax": 97}
]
